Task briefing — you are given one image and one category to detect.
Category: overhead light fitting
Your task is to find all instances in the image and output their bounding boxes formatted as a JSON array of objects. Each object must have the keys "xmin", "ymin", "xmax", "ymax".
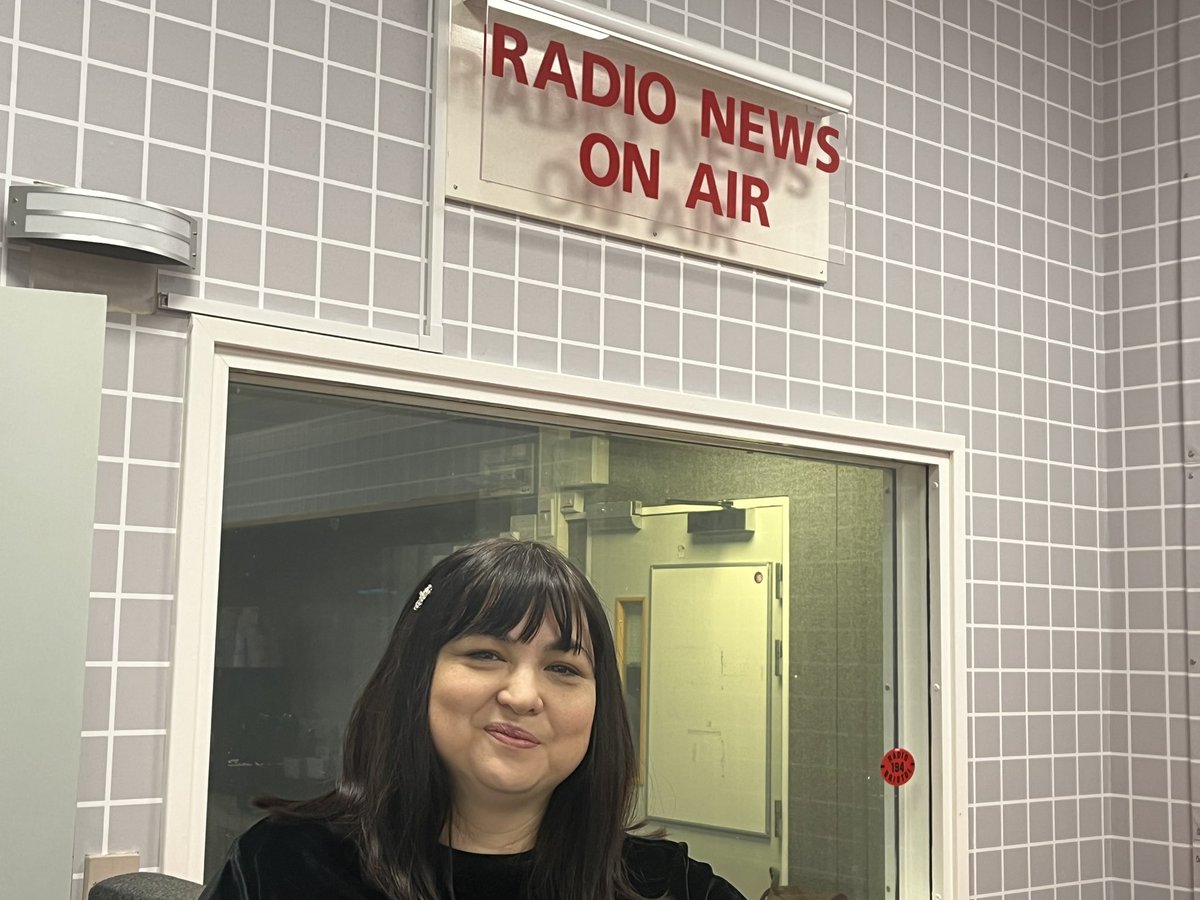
[
  {"xmin": 489, "ymin": 0, "xmax": 609, "ymax": 40},
  {"xmin": 6, "ymin": 184, "xmax": 197, "ymax": 268}
]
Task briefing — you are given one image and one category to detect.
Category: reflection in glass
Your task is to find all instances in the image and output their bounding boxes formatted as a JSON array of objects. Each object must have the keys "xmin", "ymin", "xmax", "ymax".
[
  {"xmin": 206, "ymin": 382, "xmax": 924, "ymax": 898},
  {"xmin": 615, "ymin": 596, "xmax": 646, "ymax": 782}
]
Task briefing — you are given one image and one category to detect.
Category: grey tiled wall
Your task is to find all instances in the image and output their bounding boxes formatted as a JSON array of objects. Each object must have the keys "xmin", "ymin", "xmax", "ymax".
[
  {"xmin": 1096, "ymin": 2, "xmax": 1199, "ymax": 898},
  {"xmin": 73, "ymin": 310, "xmax": 187, "ymax": 897},
  {"xmin": 2, "ymin": 0, "xmax": 432, "ymax": 335},
  {"xmin": 0, "ymin": 1, "xmax": 1195, "ymax": 898}
]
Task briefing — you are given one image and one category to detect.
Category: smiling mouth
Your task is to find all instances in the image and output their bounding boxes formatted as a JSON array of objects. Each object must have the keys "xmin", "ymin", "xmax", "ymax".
[{"xmin": 485, "ymin": 723, "xmax": 540, "ymax": 748}]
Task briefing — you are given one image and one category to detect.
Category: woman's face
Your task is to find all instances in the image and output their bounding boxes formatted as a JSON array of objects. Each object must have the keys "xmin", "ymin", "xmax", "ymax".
[{"xmin": 428, "ymin": 614, "xmax": 597, "ymax": 811}]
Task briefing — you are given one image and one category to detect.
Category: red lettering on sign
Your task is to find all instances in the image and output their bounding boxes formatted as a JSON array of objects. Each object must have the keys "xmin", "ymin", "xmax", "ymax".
[
  {"xmin": 738, "ymin": 100, "xmax": 765, "ymax": 153},
  {"xmin": 580, "ymin": 132, "xmax": 620, "ymax": 187},
  {"xmin": 639, "ymin": 71, "xmax": 676, "ymax": 125},
  {"xmin": 581, "ymin": 51, "xmax": 619, "ymax": 106},
  {"xmin": 533, "ymin": 40, "xmax": 577, "ymax": 98},
  {"xmin": 621, "ymin": 64, "xmax": 637, "ymax": 116},
  {"xmin": 686, "ymin": 162, "xmax": 721, "ymax": 214},
  {"xmin": 485, "ymin": 17, "xmax": 842, "ymax": 224},
  {"xmin": 701, "ymin": 90, "xmax": 842, "ymax": 173},
  {"xmin": 686, "ymin": 164, "xmax": 769, "ymax": 226},
  {"xmin": 769, "ymin": 111, "xmax": 815, "ymax": 165},
  {"xmin": 580, "ymin": 134, "xmax": 660, "ymax": 198},
  {"xmin": 741, "ymin": 174, "xmax": 770, "ymax": 225},
  {"xmin": 490, "ymin": 21, "xmax": 528, "ymax": 83},
  {"xmin": 699, "ymin": 89, "xmax": 734, "ymax": 143},
  {"xmin": 624, "ymin": 144, "xmax": 660, "ymax": 197},
  {"xmin": 816, "ymin": 125, "xmax": 842, "ymax": 173},
  {"xmin": 879, "ymin": 748, "xmax": 916, "ymax": 787},
  {"xmin": 492, "ymin": 23, "xmax": 677, "ymax": 126}
]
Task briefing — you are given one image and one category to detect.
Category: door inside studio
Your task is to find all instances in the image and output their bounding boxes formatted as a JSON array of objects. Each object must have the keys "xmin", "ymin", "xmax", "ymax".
[{"xmin": 590, "ymin": 499, "xmax": 787, "ymax": 892}]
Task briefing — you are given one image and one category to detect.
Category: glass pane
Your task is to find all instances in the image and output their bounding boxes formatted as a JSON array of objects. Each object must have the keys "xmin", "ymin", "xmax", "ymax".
[{"xmin": 205, "ymin": 382, "xmax": 928, "ymax": 898}]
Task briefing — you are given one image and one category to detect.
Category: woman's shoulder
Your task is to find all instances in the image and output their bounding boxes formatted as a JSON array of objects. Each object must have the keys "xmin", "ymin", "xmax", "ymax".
[
  {"xmin": 622, "ymin": 835, "xmax": 747, "ymax": 900},
  {"xmin": 232, "ymin": 815, "xmax": 346, "ymax": 852},
  {"xmin": 200, "ymin": 816, "xmax": 376, "ymax": 900}
]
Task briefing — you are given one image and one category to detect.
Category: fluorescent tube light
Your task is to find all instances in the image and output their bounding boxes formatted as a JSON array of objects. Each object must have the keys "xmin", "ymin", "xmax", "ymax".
[{"xmin": 489, "ymin": 0, "xmax": 609, "ymax": 40}]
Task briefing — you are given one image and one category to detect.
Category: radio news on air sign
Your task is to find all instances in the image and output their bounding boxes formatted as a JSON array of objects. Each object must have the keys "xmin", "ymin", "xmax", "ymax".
[{"xmin": 447, "ymin": 0, "xmax": 852, "ymax": 283}]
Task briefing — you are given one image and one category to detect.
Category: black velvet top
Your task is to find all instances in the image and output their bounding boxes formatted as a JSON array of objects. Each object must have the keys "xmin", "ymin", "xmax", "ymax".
[{"xmin": 199, "ymin": 817, "xmax": 747, "ymax": 900}]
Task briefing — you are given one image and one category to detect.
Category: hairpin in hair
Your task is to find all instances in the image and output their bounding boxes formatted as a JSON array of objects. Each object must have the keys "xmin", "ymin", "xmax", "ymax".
[{"xmin": 413, "ymin": 583, "xmax": 433, "ymax": 611}]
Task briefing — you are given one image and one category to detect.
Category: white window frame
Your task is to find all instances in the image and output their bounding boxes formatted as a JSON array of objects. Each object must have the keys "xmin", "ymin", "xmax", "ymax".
[{"xmin": 163, "ymin": 314, "xmax": 968, "ymax": 899}]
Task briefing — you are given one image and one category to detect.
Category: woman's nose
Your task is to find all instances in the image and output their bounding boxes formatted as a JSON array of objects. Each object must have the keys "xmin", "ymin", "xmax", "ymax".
[{"xmin": 497, "ymin": 666, "xmax": 544, "ymax": 715}]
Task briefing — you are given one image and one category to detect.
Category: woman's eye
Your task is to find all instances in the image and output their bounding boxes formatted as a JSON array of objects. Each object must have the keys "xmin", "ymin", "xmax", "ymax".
[
  {"xmin": 466, "ymin": 649, "xmax": 502, "ymax": 661},
  {"xmin": 547, "ymin": 663, "xmax": 582, "ymax": 677}
]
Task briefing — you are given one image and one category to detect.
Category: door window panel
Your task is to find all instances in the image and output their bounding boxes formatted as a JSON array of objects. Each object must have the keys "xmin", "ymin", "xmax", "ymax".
[{"xmin": 207, "ymin": 381, "xmax": 929, "ymax": 898}]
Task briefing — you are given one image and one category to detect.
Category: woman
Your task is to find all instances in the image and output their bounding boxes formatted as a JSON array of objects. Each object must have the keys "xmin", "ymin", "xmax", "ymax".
[{"xmin": 200, "ymin": 537, "xmax": 746, "ymax": 900}]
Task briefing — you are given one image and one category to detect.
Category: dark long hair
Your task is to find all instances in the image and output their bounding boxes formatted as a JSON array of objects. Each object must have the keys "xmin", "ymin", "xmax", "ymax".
[{"xmin": 258, "ymin": 537, "xmax": 641, "ymax": 900}]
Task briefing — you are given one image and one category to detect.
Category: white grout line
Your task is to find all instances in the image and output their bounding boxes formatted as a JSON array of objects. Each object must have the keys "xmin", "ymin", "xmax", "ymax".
[
  {"xmin": 78, "ymin": 797, "xmax": 165, "ymax": 807},
  {"xmin": 73, "ymin": 0, "xmax": 92, "ymax": 187},
  {"xmin": 85, "ymin": 661, "xmax": 172, "ymax": 668},
  {"xmin": 0, "ymin": 1, "xmax": 21, "ymax": 288},
  {"xmin": 100, "ymin": 269, "xmax": 138, "ymax": 854},
  {"xmin": 193, "ymin": 0, "xmax": 215, "ymax": 306},
  {"xmin": 366, "ymin": 5, "xmax": 382, "ymax": 329},
  {"xmin": 256, "ymin": 0, "xmax": 278, "ymax": 308}
]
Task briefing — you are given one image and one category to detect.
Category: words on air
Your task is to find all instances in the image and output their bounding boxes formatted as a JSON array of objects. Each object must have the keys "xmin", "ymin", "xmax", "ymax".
[{"xmin": 489, "ymin": 20, "xmax": 843, "ymax": 228}]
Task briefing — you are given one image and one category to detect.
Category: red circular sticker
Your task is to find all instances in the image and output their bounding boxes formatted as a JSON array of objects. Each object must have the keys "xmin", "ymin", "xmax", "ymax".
[{"xmin": 880, "ymin": 748, "xmax": 916, "ymax": 787}]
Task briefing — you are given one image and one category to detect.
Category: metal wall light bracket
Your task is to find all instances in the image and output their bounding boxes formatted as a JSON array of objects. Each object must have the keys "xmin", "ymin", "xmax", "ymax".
[{"xmin": 6, "ymin": 184, "xmax": 197, "ymax": 268}]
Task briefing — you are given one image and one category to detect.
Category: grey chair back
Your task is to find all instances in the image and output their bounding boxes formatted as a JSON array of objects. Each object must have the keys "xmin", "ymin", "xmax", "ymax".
[{"xmin": 88, "ymin": 872, "xmax": 204, "ymax": 900}]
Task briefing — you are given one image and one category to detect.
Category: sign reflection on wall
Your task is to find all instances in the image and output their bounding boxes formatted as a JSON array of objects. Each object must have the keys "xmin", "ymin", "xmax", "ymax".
[{"xmin": 446, "ymin": 0, "xmax": 850, "ymax": 283}]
